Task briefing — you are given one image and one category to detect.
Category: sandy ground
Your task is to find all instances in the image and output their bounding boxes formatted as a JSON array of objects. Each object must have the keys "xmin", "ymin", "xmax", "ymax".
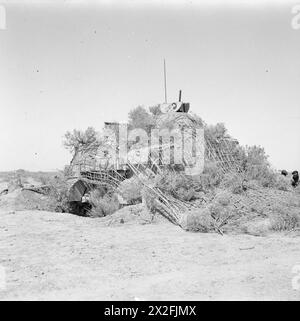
[{"xmin": 0, "ymin": 209, "xmax": 300, "ymax": 301}]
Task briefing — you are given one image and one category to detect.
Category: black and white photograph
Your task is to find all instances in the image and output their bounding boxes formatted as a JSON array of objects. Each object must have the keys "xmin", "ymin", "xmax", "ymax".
[{"xmin": 0, "ymin": 0, "xmax": 300, "ymax": 304}]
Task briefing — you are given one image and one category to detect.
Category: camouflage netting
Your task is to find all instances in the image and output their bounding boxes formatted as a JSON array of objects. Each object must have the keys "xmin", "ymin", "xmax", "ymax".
[
  {"xmin": 67, "ymin": 110, "xmax": 245, "ymax": 203},
  {"xmin": 155, "ymin": 111, "xmax": 204, "ymax": 129},
  {"xmin": 154, "ymin": 111, "xmax": 241, "ymax": 174}
]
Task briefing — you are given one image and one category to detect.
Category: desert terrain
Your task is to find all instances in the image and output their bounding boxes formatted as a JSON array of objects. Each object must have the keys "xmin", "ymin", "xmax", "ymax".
[
  {"xmin": 0, "ymin": 207, "xmax": 300, "ymax": 301},
  {"xmin": 1, "ymin": 0, "xmax": 300, "ymax": 303}
]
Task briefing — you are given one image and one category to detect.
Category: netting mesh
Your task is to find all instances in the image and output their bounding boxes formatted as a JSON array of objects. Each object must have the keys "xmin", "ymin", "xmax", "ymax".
[{"xmin": 69, "ymin": 112, "xmax": 242, "ymax": 182}]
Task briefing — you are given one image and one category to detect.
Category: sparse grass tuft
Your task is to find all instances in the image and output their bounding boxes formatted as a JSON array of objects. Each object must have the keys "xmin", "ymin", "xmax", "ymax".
[
  {"xmin": 88, "ymin": 190, "xmax": 120, "ymax": 218},
  {"xmin": 220, "ymin": 172, "xmax": 245, "ymax": 194},
  {"xmin": 118, "ymin": 177, "xmax": 142, "ymax": 204},
  {"xmin": 154, "ymin": 170, "xmax": 198, "ymax": 202},
  {"xmin": 269, "ymin": 205, "xmax": 300, "ymax": 231},
  {"xmin": 180, "ymin": 209, "xmax": 214, "ymax": 232},
  {"xmin": 199, "ymin": 161, "xmax": 223, "ymax": 190}
]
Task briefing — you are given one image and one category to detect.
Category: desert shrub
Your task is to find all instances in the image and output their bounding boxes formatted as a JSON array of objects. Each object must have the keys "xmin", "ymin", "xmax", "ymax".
[
  {"xmin": 245, "ymin": 166, "xmax": 292, "ymax": 191},
  {"xmin": 243, "ymin": 219, "xmax": 271, "ymax": 236},
  {"xmin": 141, "ymin": 187, "xmax": 157, "ymax": 213},
  {"xmin": 63, "ymin": 127, "xmax": 99, "ymax": 154},
  {"xmin": 242, "ymin": 145, "xmax": 270, "ymax": 170},
  {"xmin": 154, "ymin": 170, "xmax": 198, "ymax": 201},
  {"xmin": 88, "ymin": 190, "xmax": 120, "ymax": 217},
  {"xmin": 180, "ymin": 209, "xmax": 214, "ymax": 232},
  {"xmin": 205, "ymin": 190, "xmax": 237, "ymax": 232},
  {"xmin": 175, "ymin": 186, "xmax": 196, "ymax": 202},
  {"xmin": 269, "ymin": 206, "xmax": 300, "ymax": 231},
  {"xmin": 236, "ymin": 145, "xmax": 279, "ymax": 188},
  {"xmin": 220, "ymin": 172, "xmax": 245, "ymax": 194},
  {"xmin": 128, "ymin": 106, "xmax": 155, "ymax": 131},
  {"xmin": 273, "ymin": 175, "xmax": 291, "ymax": 191},
  {"xmin": 46, "ymin": 175, "xmax": 71, "ymax": 212},
  {"xmin": 208, "ymin": 202, "xmax": 234, "ymax": 227},
  {"xmin": 39, "ymin": 174, "xmax": 50, "ymax": 185},
  {"xmin": 244, "ymin": 179, "xmax": 261, "ymax": 190},
  {"xmin": 199, "ymin": 162, "xmax": 223, "ymax": 190},
  {"xmin": 249, "ymin": 201, "xmax": 266, "ymax": 216},
  {"xmin": 149, "ymin": 104, "xmax": 163, "ymax": 116},
  {"xmin": 94, "ymin": 187, "xmax": 107, "ymax": 199},
  {"xmin": 204, "ymin": 123, "xmax": 228, "ymax": 142},
  {"xmin": 213, "ymin": 190, "xmax": 231, "ymax": 206},
  {"xmin": 246, "ymin": 165, "xmax": 277, "ymax": 188},
  {"xmin": 118, "ymin": 177, "xmax": 142, "ymax": 204}
]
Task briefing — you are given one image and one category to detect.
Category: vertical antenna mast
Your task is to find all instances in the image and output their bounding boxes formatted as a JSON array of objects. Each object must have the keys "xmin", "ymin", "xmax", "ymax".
[{"xmin": 163, "ymin": 58, "xmax": 167, "ymax": 103}]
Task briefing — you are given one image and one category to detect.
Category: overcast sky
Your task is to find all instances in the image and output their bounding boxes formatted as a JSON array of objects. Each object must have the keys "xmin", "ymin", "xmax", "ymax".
[{"xmin": 0, "ymin": 0, "xmax": 299, "ymax": 171}]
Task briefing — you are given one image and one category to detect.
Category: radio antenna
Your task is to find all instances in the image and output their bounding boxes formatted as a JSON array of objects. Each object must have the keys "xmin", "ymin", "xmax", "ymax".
[{"xmin": 163, "ymin": 58, "xmax": 167, "ymax": 103}]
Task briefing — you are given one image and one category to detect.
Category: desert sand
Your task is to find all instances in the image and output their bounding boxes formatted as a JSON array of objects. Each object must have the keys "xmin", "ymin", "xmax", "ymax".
[{"xmin": 0, "ymin": 209, "xmax": 300, "ymax": 300}]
